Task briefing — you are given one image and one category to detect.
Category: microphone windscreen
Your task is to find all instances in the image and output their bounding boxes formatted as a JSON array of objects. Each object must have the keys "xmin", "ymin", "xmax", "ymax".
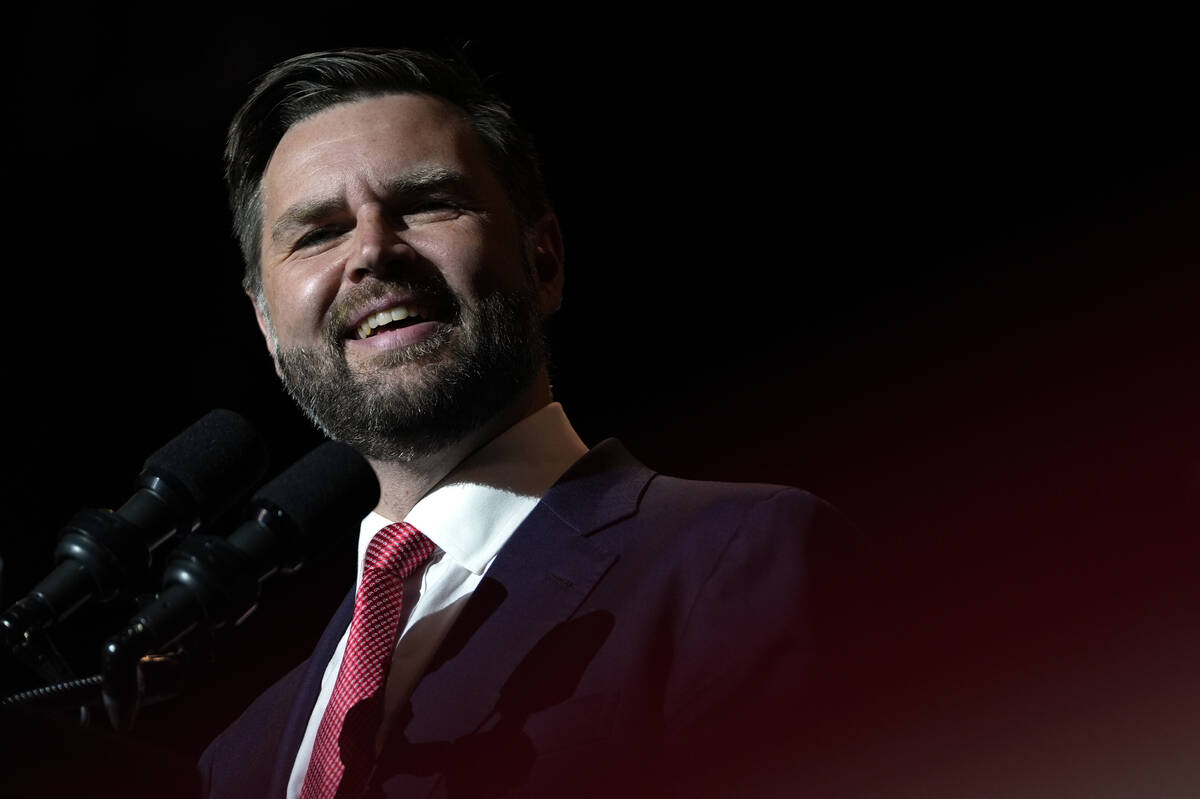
[
  {"xmin": 141, "ymin": 409, "xmax": 270, "ymax": 520},
  {"xmin": 252, "ymin": 441, "xmax": 379, "ymax": 545}
]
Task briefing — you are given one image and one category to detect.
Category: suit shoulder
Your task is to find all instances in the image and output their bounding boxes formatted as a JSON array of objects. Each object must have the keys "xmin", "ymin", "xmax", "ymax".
[{"xmin": 637, "ymin": 472, "xmax": 849, "ymax": 539}]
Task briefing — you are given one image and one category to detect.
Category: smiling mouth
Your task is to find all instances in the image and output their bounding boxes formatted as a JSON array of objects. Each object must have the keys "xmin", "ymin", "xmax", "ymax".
[{"xmin": 354, "ymin": 303, "xmax": 437, "ymax": 340}]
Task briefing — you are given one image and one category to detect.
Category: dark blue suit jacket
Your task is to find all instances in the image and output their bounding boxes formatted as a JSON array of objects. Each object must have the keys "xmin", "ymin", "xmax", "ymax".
[{"xmin": 199, "ymin": 440, "xmax": 852, "ymax": 798}]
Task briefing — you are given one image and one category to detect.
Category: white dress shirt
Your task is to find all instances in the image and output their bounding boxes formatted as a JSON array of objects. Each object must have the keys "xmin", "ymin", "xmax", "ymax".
[{"xmin": 286, "ymin": 403, "xmax": 588, "ymax": 797}]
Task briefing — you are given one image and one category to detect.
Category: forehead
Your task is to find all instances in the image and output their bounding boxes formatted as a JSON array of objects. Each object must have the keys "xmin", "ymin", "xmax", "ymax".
[{"xmin": 261, "ymin": 93, "xmax": 498, "ymax": 220}]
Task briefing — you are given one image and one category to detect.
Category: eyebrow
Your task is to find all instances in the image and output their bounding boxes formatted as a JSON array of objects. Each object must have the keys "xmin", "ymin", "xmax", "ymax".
[{"xmin": 269, "ymin": 166, "xmax": 471, "ymax": 246}]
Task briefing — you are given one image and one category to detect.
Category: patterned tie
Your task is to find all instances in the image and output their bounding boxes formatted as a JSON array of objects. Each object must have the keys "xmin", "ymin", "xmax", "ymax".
[{"xmin": 300, "ymin": 522, "xmax": 436, "ymax": 799}]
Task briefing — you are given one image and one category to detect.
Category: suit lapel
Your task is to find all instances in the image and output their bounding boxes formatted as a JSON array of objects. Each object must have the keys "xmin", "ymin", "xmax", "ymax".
[
  {"xmin": 375, "ymin": 439, "xmax": 653, "ymax": 795},
  {"xmin": 266, "ymin": 589, "xmax": 355, "ymax": 797}
]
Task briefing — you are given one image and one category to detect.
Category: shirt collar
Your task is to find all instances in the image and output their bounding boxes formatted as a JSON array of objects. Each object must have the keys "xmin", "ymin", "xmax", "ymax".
[{"xmin": 356, "ymin": 402, "xmax": 588, "ymax": 576}]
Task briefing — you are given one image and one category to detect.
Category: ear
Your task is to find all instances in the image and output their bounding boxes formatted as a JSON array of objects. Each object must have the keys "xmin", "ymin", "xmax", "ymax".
[
  {"xmin": 530, "ymin": 212, "xmax": 565, "ymax": 315},
  {"xmin": 248, "ymin": 290, "xmax": 284, "ymax": 378}
]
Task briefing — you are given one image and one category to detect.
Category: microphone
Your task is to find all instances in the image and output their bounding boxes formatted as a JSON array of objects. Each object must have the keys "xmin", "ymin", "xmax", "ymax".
[
  {"xmin": 0, "ymin": 410, "xmax": 269, "ymax": 656},
  {"xmin": 100, "ymin": 440, "xmax": 378, "ymax": 729}
]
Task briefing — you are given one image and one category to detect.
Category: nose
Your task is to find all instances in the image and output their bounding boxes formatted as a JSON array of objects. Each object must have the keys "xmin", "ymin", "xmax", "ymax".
[{"xmin": 343, "ymin": 203, "xmax": 413, "ymax": 282}]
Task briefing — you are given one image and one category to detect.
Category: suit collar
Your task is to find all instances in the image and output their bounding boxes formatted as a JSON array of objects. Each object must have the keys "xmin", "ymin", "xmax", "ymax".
[{"xmin": 535, "ymin": 438, "xmax": 654, "ymax": 535}]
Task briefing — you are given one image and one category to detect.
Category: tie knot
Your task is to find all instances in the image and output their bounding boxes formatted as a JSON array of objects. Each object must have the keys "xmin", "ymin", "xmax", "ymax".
[{"xmin": 363, "ymin": 522, "xmax": 436, "ymax": 578}]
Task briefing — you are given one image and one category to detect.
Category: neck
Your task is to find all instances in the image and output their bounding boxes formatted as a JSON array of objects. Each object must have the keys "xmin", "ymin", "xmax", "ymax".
[{"xmin": 366, "ymin": 374, "xmax": 552, "ymax": 520}]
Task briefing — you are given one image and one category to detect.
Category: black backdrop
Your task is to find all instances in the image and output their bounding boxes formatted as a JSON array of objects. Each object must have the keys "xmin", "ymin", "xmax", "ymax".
[{"xmin": 2, "ymin": 11, "xmax": 1197, "ymax": 798}]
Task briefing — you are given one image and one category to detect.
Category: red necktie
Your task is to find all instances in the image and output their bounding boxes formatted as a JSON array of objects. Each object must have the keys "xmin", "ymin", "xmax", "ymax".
[{"xmin": 300, "ymin": 522, "xmax": 436, "ymax": 799}]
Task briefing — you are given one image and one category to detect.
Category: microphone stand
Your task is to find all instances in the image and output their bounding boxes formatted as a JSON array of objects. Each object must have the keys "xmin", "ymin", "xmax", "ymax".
[{"xmin": 101, "ymin": 530, "xmax": 265, "ymax": 731}]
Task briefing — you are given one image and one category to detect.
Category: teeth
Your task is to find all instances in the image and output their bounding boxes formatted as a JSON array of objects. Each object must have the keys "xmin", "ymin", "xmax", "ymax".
[{"xmin": 355, "ymin": 304, "xmax": 427, "ymax": 340}]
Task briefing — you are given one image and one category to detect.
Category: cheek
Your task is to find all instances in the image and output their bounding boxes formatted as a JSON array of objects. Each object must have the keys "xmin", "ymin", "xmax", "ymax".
[{"xmin": 262, "ymin": 261, "xmax": 342, "ymax": 341}]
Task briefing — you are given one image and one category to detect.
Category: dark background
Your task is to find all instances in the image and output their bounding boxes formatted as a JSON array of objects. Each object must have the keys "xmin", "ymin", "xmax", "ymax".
[{"xmin": 2, "ymin": 11, "xmax": 1197, "ymax": 797}]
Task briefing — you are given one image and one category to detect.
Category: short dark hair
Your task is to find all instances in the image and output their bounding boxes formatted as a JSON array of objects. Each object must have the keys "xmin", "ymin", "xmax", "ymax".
[{"xmin": 225, "ymin": 47, "xmax": 551, "ymax": 297}]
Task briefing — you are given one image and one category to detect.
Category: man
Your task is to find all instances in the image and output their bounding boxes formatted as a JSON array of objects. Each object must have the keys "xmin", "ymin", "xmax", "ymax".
[{"xmin": 200, "ymin": 47, "xmax": 853, "ymax": 798}]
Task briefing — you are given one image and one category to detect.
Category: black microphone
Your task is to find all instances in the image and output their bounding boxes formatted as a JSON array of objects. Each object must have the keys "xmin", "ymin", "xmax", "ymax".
[
  {"xmin": 100, "ymin": 440, "xmax": 378, "ymax": 728},
  {"xmin": 0, "ymin": 409, "xmax": 269, "ymax": 655}
]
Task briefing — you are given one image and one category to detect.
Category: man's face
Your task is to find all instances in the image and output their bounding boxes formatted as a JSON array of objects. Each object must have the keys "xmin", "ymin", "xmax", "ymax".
[{"xmin": 254, "ymin": 93, "xmax": 562, "ymax": 460}]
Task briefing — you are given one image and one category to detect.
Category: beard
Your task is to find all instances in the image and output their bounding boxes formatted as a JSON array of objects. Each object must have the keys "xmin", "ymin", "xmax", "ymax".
[{"xmin": 272, "ymin": 281, "xmax": 547, "ymax": 462}]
